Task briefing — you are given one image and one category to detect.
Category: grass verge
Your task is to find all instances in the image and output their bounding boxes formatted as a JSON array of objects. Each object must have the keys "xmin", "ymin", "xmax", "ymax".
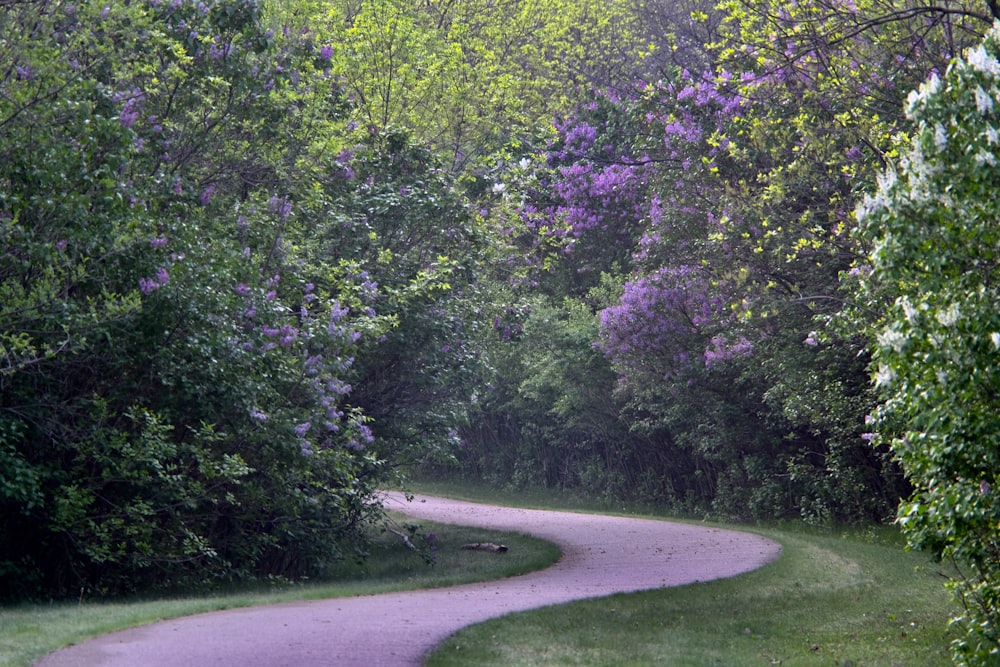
[
  {"xmin": 0, "ymin": 514, "xmax": 560, "ymax": 667},
  {"xmin": 410, "ymin": 477, "xmax": 959, "ymax": 667}
]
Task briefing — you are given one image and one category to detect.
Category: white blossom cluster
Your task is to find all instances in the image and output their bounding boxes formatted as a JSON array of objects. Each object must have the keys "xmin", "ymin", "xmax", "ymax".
[{"xmin": 860, "ymin": 25, "xmax": 1000, "ymax": 228}]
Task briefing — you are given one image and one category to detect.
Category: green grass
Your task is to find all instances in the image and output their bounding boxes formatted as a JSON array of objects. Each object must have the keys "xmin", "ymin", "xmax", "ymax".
[
  {"xmin": 0, "ymin": 514, "xmax": 560, "ymax": 667},
  {"xmin": 409, "ymin": 477, "xmax": 960, "ymax": 667}
]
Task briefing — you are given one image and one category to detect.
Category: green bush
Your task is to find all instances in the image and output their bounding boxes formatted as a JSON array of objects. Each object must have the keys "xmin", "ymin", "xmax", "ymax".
[
  {"xmin": 856, "ymin": 23, "xmax": 1000, "ymax": 665},
  {"xmin": 0, "ymin": 0, "xmax": 386, "ymax": 598}
]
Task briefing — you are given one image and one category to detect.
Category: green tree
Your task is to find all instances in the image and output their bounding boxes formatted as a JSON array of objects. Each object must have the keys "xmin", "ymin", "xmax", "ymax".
[
  {"xmin": 857, "ymin": 24, "xmax": 1000, "ymax": 665},
  {"xmin": 0, "ymin": 0, "xmax": 392, "ymax": 598},
  {"xmin": 315, "ymin": 0, "xmax": 648, "ymax": 170}
]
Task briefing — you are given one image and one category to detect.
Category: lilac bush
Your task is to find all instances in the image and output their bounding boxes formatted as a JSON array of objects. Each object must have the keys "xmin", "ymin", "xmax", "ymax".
[{"xmin": 0, "ymin": 0, "xmax": 399, "ymax": 597}]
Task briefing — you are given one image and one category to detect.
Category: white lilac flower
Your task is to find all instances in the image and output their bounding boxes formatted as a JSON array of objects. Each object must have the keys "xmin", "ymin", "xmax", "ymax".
[
  {"xmin": 975, "ymin": 85, "xmax": 994, "ymax": 114},
  {"xmin": 934, "ymin": 123, "xmax": 949, "ymax": 151},
  {"xmin": 874, "ymin": 363, "xmax": 896, "ymax": 388},
  {"xmin": 927, "ymin": 72, "xmax": 942, "ymax": 95},
  {"xmin": 904, "ymin": 142, "xmax": 939, "ymax": 202},
  {"xmin": 987, "ymin": 124, "xmax": 1000, "ymax": 145},
  {"xmin": 878, "ymin": 327, "xmax": 907, "ymax": 352},
  {"xmin": 975, "ymin": 148, "xmax": 997, "ymax": 167},
  {"xmin": 936, "ymin": 302, "xmax": 960, "ymax": 327},
  {"xmin": 905, "ymin": 89, "xmax": 919, "ymax": 117},
  {"xmin": 905, "ymin": 73, "xmax": 941, "ymax": 118},
  {"xmin": 967, "ymin": 44, "xmax": 1000, "ymax": 79}
]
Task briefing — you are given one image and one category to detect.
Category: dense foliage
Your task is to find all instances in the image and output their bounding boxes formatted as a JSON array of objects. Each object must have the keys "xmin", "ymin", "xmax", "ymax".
[
  {"xmin": 0, "ymin": 0, "xmax": 464, "ymax": 597},
  {"xmin": 857, "ymin": 24, "xmax": 1000, "ymax": 664},
  {"xmin": 452, "ymin": 0, "xmax": 991, "ymax": 525},
  {"xmin": 3, "ymin": 0, "xmax": 1000, "ymax": 656}
]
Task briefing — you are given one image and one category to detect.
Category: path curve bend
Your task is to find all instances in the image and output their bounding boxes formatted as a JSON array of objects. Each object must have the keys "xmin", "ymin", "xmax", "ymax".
[{"xmin": 35, "ymin": 493, "xmax": 781, "ymax": 667}]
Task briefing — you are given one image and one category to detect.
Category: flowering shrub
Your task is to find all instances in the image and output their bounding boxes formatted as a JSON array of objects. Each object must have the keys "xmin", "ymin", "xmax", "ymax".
[
  {"xmin": 598, "ymin": 265, "xmax": 728, "ymax": 376},
  {"xmin": 0, "ymin": 0, "xmax": 392, "ymax": 597},
  {"xmin": 858, "ymin": 24, "xmax": 1000, "ymax": 665}
]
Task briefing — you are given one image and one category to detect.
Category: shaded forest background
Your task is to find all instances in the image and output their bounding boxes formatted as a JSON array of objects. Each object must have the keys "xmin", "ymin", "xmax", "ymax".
[{"xmin": 2, "ymin": 2, "xmax": 999, "ymax": 655}]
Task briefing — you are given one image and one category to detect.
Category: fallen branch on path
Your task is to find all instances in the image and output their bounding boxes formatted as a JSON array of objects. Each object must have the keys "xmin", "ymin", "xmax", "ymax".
[{"xmin": 461, "ymin": 542, "xmax": 508, "ymax": 553}]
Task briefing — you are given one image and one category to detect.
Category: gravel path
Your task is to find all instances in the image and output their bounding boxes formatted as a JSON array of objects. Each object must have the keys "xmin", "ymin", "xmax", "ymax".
[{"xmin": 35, "ymin": 493, "xmax": 781, "ymax": 667}]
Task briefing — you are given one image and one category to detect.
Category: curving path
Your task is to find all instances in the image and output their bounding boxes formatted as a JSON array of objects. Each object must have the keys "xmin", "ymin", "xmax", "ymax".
[{"xmin": 35, "ymin": 493, "xmax": 781, "ymax": 667}]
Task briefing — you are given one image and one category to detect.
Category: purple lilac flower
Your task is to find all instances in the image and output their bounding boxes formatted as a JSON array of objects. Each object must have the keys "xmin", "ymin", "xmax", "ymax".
[
  {"xmin": 120, "ymin": 102, "xmax": 140, "ymax": 128},
  {"xmin": 209, "ymin": 41, "xmax": 232, "ymax": 59},
  {"xmin": 330, "ymin": 301, "xmax": 348, "ymax": 322},
  {"xmin": 279, "ymin": 325, "xmax": 298, "ymax": 346},
  {"xmin": 139, "ymin": 277, "xmax": 159, "ymax": 294},
  {"xmin": 267, "ymin": 195, "xmax": 292, "ymax": 220},
  {"xmin": 199, "ymin": 184, "xmax": 216, "ymax": 206}
]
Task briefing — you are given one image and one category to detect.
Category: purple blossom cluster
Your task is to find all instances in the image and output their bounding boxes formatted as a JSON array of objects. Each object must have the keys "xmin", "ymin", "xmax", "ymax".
[
  {"xmin": 208, "ymin": 39, "xmax": 233, "ymax": 60},
  {"xmin": 118, "ymin": 89, "xmax": 145, "ymax": 129},
  {"xmin": 514, "ymin": 72, "xmax": 751, "ymax": 280},
  {"xmin": 646, "ymin": 72, "xmax": 745, "ymax": 171},
  {"xmin": 267, "ymin": 195, "xmax": 292, "ymax": 221},
  {"xmin": 552, "ymin": 162, "xmax": 646, "ymax": 240},
  {"xmin": 548, "ymin": 119, "xmax": 598, "ymax": 162},
  {"xmin": 702, "ymin": 334, "xmax": 754, "ymax": 368},
  {"xmin": 228, "ymin": 267, "xmax": 370, "ymax": 456},
  {"xmin": 598, "ymin": 266, "xmax": 730, "ymax": 372},
  {"xmin": 139, "ymin": 235, "xmax": 179, "ymax": 295},
  {"xmin": 295, "ymin": 307, "xmax": 366, "ymax": 456},
  {"xmin": 333, "ymin": 149, "xmax": 355, "ymax": 181},
  {"xmin": 492, "ymin": 305, "xmax": 527, "ymax": 341}
]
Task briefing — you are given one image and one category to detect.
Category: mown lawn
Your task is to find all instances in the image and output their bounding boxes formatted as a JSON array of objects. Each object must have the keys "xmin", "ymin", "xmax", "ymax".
[{"xmin": 412, "ymin": 478, "xmax": 959, "ymax": 667}]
